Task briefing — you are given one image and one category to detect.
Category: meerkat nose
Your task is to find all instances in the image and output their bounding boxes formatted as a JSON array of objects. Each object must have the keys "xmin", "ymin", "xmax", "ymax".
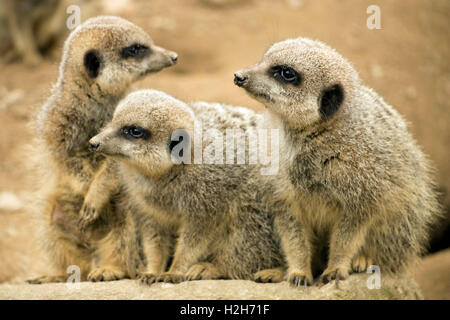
[
  {"xmin": 234, "ymin": 73, "xmax": 248, "ymax": 87},
  {"xmin": 89, "ymin": 142, "xmax": 100, "ymax": 151},
  {"xmin": 170, "ymin": 53, "xmax": 178, "ymax": 64}
]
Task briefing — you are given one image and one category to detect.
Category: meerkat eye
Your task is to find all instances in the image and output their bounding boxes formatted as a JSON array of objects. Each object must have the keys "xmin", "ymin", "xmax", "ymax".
[
  {"xmin": 121, "ymin": 126, "xmax": 150, "ymax": 139},
  {"xmin": 281, "ymin": 68, "xmax": 296, "ymax": 81},
  {"xmin": 121, "ymin": 44, "xmax": 150, "ymax": 58},
  {"xmin": 270, "ymin": 66, "xmax": 301, "ymax": 85},
  {"xmin": 129, "ymin": 127, "xmax": 144, "ymax": 138}
]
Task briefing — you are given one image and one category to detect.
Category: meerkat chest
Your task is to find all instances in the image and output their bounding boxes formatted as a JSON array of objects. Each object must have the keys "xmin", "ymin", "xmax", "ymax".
[
  {"xmin": 293, "ymin": 193, "xmax": 341, "ymax": 232},
  {"xmin": 121, "ymin": 165, "xmax": 183, "ymax": 227},
  {"xmin": 281, "ymin": 141, "xmax": 343, "ymax": 230},
  {"xmin": 286, "ymin": 143, "xmax": 330, "ymax": 194},
  {"xmin": 286, "ymin": 133, "xmax": 345, "ymax": 192}
]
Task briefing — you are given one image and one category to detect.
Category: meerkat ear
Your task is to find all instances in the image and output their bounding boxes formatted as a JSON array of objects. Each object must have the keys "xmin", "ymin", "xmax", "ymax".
[
  {"xmin": 319, "ymin": 84, "xmax": 344, "ymax": 119},
  {"xmin": 169, "ymin": 129, "xmax": 191, "ymax": 163},
  {"xmin": 84, "ymin": 50, "xmax": 101, "ymax": 78}
]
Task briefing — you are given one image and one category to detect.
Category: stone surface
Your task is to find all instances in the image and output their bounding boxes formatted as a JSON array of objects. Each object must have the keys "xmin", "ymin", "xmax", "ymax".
[
  {"xmin": 0, "ymin": 273, "xmax": 422, "ymax": 300},
  {"xmin": 0, "ymin": 191, "xmax": 23, "ymax": 211},
  {"xmin": 414, "ymin": 249, "xmax": 450, "ymax": 300}
]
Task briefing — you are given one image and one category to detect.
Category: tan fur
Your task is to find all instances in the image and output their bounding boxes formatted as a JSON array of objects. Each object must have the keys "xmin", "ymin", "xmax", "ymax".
[
  {"xmin": 235, "ymin": 38, "xmax": 441, "ymax": 286},
  {"xmin": 87, "ymin": 89, "xmax": 285, "ymax": 284},
  {"xmin": 28, "ymin": 16, "xmax": 177, "ymax": 284}
]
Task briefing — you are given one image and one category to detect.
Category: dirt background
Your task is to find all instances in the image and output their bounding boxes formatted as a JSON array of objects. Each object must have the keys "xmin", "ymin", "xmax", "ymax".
[{"xmin": 0, "ymin": 0, "xmax": 449, "ymax": 298}]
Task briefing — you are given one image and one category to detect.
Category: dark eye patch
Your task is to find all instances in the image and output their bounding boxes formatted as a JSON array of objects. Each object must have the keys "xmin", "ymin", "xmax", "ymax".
[
  {"xmin": 269, "ymin": 65, "xmax": 301, "ymax": 85},
  {"xmin": 121, "ymin": 125, "xmax": 150, "ymax": 139},
  {"xmin": 121, "ymin": 44, "xmax": 151, "ymax": 58}
]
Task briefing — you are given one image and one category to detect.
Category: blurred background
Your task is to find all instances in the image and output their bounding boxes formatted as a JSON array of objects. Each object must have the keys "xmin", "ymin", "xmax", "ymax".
[{"xmin": 0, "ymin": 0, "xmax": 448, "ymax": 298}]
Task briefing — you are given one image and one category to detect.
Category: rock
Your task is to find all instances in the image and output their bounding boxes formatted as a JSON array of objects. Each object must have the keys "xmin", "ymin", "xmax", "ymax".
[
  {"xmin": 101, "ymin": 0, "xmax": 133, "ymax": 15},
  {"xmin": 151, "ymin": 16, "xmax": 177, "ymax": 32},
  {"xmin": 414, "ymin": 249, "xmax": 450, "ymax": 299},
  {"xmin": 287, "ymin": 0, "xmax": 305, "ymax": 9},
  {"xmin": 370, "ymin": 64, "xmax": 384, "ymax": 80},
  {"xmin": 0, "ymin": 88, "xmax": 24, "ymax": 110},
  {"xmin": 0, "ymin": 273, "xmax": 422, "ymax": 300},
  {"xmin": 0, "ymin": 191, "xmax": 23, "ymax": 211},
  {"xmin": 199, "ymin": 0, "xmax": 247, "ymax": 8},
  {"xmin": 405, "ymin": 86, "xmax": 417, "ymax": 100}
]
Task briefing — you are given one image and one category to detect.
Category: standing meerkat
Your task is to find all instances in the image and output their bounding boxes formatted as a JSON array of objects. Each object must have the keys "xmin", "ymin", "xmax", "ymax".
[
  {"xmin": 85, "ymin": 89, "xmax": 285, "ymax": 284},
  {"xmin": 28, "ymin": 16, "xmax": 178, "ymax": 284},
  {"xmin": 234, "ymin": 38, "xmax": 441, "ymax": 286}
]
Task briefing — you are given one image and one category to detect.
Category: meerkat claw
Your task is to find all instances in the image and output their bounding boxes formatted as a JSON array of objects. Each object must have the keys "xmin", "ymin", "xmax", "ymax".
[
  {"xmin": 319, "ymin": 267, "xmax": 349, "ymax": 285},
  {"xmin": 87, "ymin": 267, "xmax": 126, "ymax": 282},
  {"xmin": 288, "ymin": 272, "xmax": 312, "ymax": 287},
  {"xmin": 254, "ymin": 268, "xmax": 284, "ymax": 283},
  {"xmin": 185, "ymin": 262, "xmax": 221, "ymax": 281},
  {"xmin": 138, "ymin": 273, "xmax": 158, "ymax": 285},
  {"xmin": 155, "ymin": 273, "xmax": 185, "ymax": 284}
]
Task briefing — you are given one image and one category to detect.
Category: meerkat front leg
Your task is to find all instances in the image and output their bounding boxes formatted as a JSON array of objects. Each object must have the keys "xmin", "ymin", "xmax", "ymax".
[
  {"xmin": 138, "ymin": 233, "xmax": 172, "ymax": 285},
  {"xmin": 153, "ymin": 223, "xmax": 217, "ymax": 284},
  {"xmin": 274, "ymin": 212, "xmax": 314, "ymax": 287},
  {"xmin": 88, "ymin": 207, "xmax": 140, "ymax": 282},
  {"xmin": 77, "ymin": 160, "xmax": 119, "ymax": 231},
  {"xmin": 88, "ymin": 235, "xmax": 128, "ymax": 282},
  {"xmin": 351, "ymin": 251, "xmax": 373, "ymax": 273},
  {"xmin": 320, "ymin": 213, "xmax": 369, "ymax": 284}
]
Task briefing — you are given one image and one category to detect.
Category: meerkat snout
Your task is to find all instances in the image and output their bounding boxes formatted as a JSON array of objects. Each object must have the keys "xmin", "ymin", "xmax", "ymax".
[
  {"xmin": 170, "ymin": 52, "xmax": 178, "ymax": 64},
  {"xmin": 149, "ymin": 45, "xmax": 178, "ymax": 67},
  {"xmin": 88, "ymin": 126, "xmax": 119, "ymax": 155},
  {"xmin": 89, "ymin": 141, "xmax": 100, "ymax": 151},
  {"xmin": 234, "ymin": 72, "xmax": 248, "ymax": 87}
]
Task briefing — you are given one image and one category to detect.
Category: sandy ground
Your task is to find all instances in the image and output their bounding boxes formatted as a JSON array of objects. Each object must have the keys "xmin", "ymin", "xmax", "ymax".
[
  {"xmin": 0, "ymin": 0, "xmax": 449, "ymax": 298},
  {"xmin": 0, "ymin": 273, "xmax": 423, "ymax": 300}
]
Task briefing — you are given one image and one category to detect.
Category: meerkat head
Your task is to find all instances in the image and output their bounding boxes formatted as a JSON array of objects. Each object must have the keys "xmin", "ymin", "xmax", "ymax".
[
  {"xmin": 61, "ymin": 16, "xmax": 178, "ymax": 97},
  {"xmin": 234, "ymin": 38, "xmax": 360, "ymax": 129},
  {"xmin": 89, "ymin": 89, "xmax": 195, "ymax": 178}
]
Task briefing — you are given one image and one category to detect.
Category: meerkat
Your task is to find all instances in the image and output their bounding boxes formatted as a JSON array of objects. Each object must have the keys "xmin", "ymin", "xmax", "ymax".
[
  {"xmin": 84, "ymin": 89, "xmax": 285, "ymax": 284},
  {"xmin": 27, "ymin": 16, "xmax": 178, "ymax": 284},
  {"xmin": 234, "ymin": 38, "xmax": 441, "ymax": 286}
]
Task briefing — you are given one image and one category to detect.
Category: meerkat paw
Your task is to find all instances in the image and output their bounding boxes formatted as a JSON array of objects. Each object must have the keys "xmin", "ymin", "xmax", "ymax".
[
  {"xmin": 254, "ymin": 268, "xmax": 285, "ymax": 283},
  {"xmin": 77, "ymin": 202, "xmax": 101, "ymax": 232},
  {"xmin": 287, "ymin": 270, "xmax": 313, "ymax": 287},
  {"xmin": 87, "ymin": 267, "xmax": 126, "ymax": 282},
  {"xmin": 26, "ymin": 275, "xmax": 67, "ymax": 284},
  {"xmin": 351, "ymin": 254, "xmax": 373, "ymax": 273},
  {"xmin": 185, "ymin": 262, "xmax": 221, "ymax": 281},
  {"xmin": 138, "ymin": 273, "xmax": 158, "ymax": 285},
  {"xmin": 154, "ymin": 272, "xmax": 185, "ymax": 284},
  {"xmin": 319, "ymin": 266, "xmax": 349, "ymax": 285}
]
